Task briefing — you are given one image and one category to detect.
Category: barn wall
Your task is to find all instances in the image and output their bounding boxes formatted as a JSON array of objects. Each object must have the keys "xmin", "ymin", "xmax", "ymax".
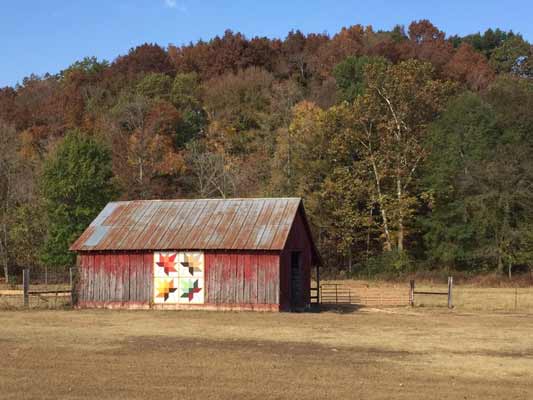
[
  {"xmin": 77, "ymin": 252, "xmax": 152, "ymax": 308},
  {"xmin": 204, "ymin": 251, "xmax": 280, "ymax": 307},
  {"xmin": 280, "ymin": 209, "xmax": 313, "ymax": 311},
  {"xmin": 76, "ymin": 250, "xmax": 281, "ymax": 310}
]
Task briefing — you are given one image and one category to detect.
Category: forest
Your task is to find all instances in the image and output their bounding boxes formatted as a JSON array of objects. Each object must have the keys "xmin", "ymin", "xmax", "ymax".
[{"xmin": 1, "ymin": 20, "xmax": 533, "ymax": 281}]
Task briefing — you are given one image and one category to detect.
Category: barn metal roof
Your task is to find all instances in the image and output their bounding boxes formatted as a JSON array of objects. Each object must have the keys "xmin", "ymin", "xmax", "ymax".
[{"xmin": 70, "ymin": 198, "xmax": 304, "ymax": 252}]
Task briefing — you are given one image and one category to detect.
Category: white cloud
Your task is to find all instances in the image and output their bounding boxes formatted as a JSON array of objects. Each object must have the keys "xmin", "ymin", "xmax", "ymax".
[{"xmin": 164, "ymin": 0, "xmax": 187, "ymax": 12}]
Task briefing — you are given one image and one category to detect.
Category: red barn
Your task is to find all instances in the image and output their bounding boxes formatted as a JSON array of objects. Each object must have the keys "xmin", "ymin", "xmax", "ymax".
[{"xmin": 70, "ymin": 198, "xmax": 320, "ymax": 311}]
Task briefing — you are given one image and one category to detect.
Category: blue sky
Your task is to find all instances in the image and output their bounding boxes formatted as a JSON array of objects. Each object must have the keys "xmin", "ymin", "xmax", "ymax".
[{"xmin": 1, "ymin": 0, "xmax": 532, "ymax": 87}]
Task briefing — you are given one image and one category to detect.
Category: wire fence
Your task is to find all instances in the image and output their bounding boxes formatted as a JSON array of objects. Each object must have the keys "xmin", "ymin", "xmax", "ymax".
[
  {"xmin": 320, "ymin": 280, "xmax": 533, "ymax": 312},
  {"xmin": 0, "ymin": 268, "xmax": 75, "ymax": 309}
]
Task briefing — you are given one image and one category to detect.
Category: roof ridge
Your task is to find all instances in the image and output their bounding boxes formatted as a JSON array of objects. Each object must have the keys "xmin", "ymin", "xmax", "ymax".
[{"xmin": 109, "ymin": 197, "xmax": 302, "ymax": 203}]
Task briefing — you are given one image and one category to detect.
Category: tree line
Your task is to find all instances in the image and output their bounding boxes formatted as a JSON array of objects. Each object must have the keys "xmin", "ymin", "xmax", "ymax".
[{"xmin": 1, "ymin": 20, "xmax": 532, "ymax": 281}]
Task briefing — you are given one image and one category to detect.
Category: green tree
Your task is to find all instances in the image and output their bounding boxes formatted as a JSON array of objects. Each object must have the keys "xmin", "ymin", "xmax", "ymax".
[
  {"xmin": 41, "ymin": 130, "xmax": 118, "ymax": 268},
  {"xmin": 8, "ymin": 204, "xmax": 47, "ymax": 270},
  {"xmin": 422, "ymin": 93, "xmax": 500, "ymax": 270},
  {"xmin": 171, "ymin": 72, "xmax": 207, "ymax": 147},
  {"xmin": 136, "ymin": 72, "xmax": 172, "ymax": 99},
  {"xmin": 423, "ymin": 88, "xmax": 533, "ymax": 277},
  {"xmin": 62, "ymin": 56, "xmax": 109, "ymax": 78},
  {"xmin": 332, "ymin": 56, "xmax": 386, "ymax": 103},
  {"xmin": 490, "ymin": 35, "xmax": 532, "ymax": 76}
]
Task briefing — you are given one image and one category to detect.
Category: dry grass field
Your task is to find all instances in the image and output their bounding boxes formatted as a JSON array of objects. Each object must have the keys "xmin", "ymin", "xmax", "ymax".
[{"xmin": 1, "ymin": 308, "xmax": 532, "ymax": 399}]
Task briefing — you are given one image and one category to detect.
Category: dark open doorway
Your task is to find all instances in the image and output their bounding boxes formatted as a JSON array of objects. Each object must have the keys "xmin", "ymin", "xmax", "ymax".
[{"xmin": 290, "ymin": 251, "xmax": 302, "ymax": 309}]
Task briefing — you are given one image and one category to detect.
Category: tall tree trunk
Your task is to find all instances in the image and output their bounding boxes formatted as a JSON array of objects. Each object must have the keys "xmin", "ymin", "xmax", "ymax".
[
  {"xmin": 397, "ymin": 170, "xmax": 404, "ymax": 252},
  {"xmin": 366, "ymin": 207, "xmax": 372, "ymax": 261},
  {"xmin": 1, "ymin": 230, "xmax": 8, "ymax": 284},
  {"xmin": 370, "ymin": 157, "xmax": 393, "ymax": 251},
  {"xmin": 497, "ymin": 250, "xmax": 503, "ymax": 275},
  {"xmin": 347, "ymin": 247, "xmax": 352, "ymax": 274}
]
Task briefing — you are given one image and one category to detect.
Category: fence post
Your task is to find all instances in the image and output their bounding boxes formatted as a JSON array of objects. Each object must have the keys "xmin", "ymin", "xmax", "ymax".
[
  {"xmin": 23, "ymin": 269, "xmax": 30, "ymax": 308},
  {"xmin": 409, "ymin": 280, "xmax": 415, "ymax": 307},
  {"xmin": 316, "ymin": 264, "xmax": 320, "ymax": 306},
  {"xmin": 69, "ymin": 267, "xmax": 74, "ymax": 307},
  {"xmin": 447, "ymin": 276, "xmax": 453, "ymax": 309}
]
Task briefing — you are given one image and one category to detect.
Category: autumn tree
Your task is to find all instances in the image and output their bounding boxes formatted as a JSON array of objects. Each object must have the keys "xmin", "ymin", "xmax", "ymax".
[
  {"xmin": 0, "ymin": 122, "xmax": 19, "ymax": 281},
  {"xmin": 400, "ymin": 20, "xmax": 454, "ymax": 73},
  {"xmin": 342, "ymin": 59, "xmax": 455, "ymax": 253},
  {"xmin": 443, "ymin": 43, "xmax": 495, "ymax": 90},
  {"xmin": 272, "ymin": 101, "xmax": 339, "ymax": 263},
  {"xmin": 110, "ymin": 94, "xmax": 184, "ymax": 199}
]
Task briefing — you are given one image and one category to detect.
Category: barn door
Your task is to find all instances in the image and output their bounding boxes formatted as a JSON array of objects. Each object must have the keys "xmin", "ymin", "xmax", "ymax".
[
  {"xmin": 290, "ymin": 251, "xmax": 303, "ymax": 309},
  {"xmin": 153, "ymin": 252, "xmax": 204, "ymax": 305}
]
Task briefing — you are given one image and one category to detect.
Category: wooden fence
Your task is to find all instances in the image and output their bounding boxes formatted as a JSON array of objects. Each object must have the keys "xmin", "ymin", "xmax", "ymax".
[{"xmin": 0, "ymin": 268, "xmax": 75, "ymax": 309}]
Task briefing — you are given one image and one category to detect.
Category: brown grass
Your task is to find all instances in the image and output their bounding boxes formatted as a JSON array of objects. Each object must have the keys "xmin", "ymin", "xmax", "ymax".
[
  {"xmin": 0, "ymin": 284, "xmax": 72, "ymax": 309},
  {"xmin": 0, "ymin": 308, "xmax": 532, "ymax": 399}
]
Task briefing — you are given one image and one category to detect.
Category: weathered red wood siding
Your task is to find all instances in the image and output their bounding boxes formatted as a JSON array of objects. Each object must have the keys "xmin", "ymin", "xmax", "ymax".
[
  {"xmin": 280, "ymin": 210, "xmax": 313, "ymax": 311},
  {"xmin": 204, "ymin": 251, "xmax": 280, "ymax": 307},
  {"xmin": 76, "ymin": 250, "xmax": 281, "ymax": 310},
  {"xmin": 77, "ymin": 252, "xmax": 152, "ymax": 308}
]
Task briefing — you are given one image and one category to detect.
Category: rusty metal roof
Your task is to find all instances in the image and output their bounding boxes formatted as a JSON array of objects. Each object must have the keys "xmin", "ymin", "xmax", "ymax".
[{"xmin": 70, "ymin": 198, "xmax": 304, "ymax": 252}]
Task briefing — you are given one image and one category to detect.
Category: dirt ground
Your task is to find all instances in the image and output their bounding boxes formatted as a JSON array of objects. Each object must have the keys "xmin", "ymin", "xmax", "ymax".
[{"xmin": 0, "ymin": 308, "xmax": 532, "ymax": 400}]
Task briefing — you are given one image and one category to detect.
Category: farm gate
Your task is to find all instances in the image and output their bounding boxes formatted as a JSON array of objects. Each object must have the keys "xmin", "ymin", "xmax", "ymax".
[{"xmin": 319, "ymin": 283, "xmax": 410, "ymax": 308}]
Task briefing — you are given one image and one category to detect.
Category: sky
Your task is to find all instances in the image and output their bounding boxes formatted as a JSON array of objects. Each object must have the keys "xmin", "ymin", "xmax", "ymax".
[{"xmin": 1, "ymin": 0, "xmax": 532, "ymax": 87}]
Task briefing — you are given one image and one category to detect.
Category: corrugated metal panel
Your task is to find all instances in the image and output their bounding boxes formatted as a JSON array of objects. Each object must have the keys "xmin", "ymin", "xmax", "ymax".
[{"xmin": 70, "ymin": 198, "xmax": 302, "ymax": 251}]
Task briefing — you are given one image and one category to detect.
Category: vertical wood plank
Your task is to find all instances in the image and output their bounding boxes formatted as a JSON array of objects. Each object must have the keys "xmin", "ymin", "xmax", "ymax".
[
  {"xmin": 107, "ymin": 254, "xmax": 113, "ymax": 302},
  {"xmin": 85, "ymin": 255, "xmax": 91, "ymax": 302},
  {"xmin": 94, "ymin": 254, "xmax": 101, "ymax": 302},
  {"xmin": 144, "ymin": 253, "xmax": 153, "ymax": 303},
  {"xmin": 243, "ymin": 253, "xmax": 251, "ymax": 304},
  {"xmin": 69, "ymin": 267, "xmax": 74, "ymax": 306},
  {"xmin": 224, "ymin": 254, "xmax": 232, "ymax": 303},
  {"xmin": 203, "ymin": 252, "xmax": 209, "ymax": 303},
  {"xmin": 130, "ymin": 254, "xmax": 138, "ymax": 301},
  {"xmin": 236, "ymin": 253, "xmax": 244, "ymax": 304},
  {"xmin": 120, "ymin": 253, "xmax": 130, "ymax": 302},
  {"xmin": 107, "ymin": 254, "xmax": 115, "ymax": 302},
  {"xmin": 249, "ymin": 254, "xmax": 258, "ymax": 304}
]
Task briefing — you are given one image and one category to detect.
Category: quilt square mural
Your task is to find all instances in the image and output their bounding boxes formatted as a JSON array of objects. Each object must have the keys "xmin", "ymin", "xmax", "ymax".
[{"xmin": 154, "ymin": 251, "xmax": 204, "ymax": 304}]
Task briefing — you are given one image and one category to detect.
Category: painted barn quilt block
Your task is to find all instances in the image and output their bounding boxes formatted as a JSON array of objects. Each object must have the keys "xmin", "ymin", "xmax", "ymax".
[{"xmin": 153, "ymin": 251, "xmax": 204, "ymax": 304}]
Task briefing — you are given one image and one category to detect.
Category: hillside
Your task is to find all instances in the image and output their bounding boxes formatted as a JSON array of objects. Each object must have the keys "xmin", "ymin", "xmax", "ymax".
[{"xmin": 1, "ymin": 20, "xmax": 533, "ymax": 279}]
